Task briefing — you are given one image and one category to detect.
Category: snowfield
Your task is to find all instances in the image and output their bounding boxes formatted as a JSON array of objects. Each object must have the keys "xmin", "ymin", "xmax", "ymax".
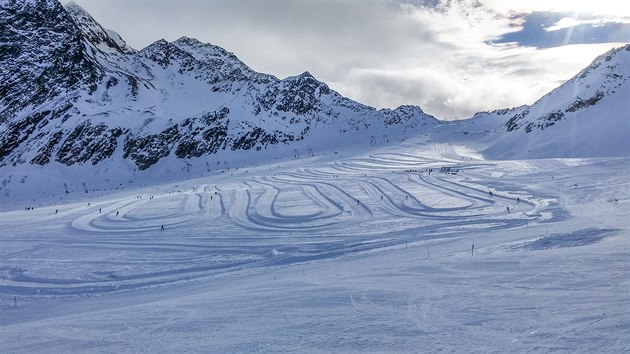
[{"xmin": 1, "ymin": 139, "xmax": 628, "ymax": 353}]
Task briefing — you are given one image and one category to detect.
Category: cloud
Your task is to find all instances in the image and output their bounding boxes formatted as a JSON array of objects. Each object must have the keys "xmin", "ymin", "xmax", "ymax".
[
  {"xmin": 72, "ymin": 0, "xmax": 630, "ymax": 120},
  {"xmin": 330, "ymin": 44, "xmax": 617, "ymax": 120}
]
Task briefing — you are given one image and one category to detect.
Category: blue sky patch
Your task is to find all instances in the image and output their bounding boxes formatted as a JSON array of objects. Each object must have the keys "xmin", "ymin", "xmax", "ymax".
[{"xmin": 494, "ymin": 12, "xmax": 630, "ymax": 48}]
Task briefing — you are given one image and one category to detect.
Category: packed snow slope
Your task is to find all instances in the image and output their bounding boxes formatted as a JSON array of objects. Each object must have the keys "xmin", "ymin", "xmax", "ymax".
[{"xmin": 0, "ymin": 138, "xmax": 628, "ymax": 353}]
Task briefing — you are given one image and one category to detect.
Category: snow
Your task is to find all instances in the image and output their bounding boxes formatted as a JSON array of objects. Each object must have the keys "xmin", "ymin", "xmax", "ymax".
[
  {"xmin": 1, "ymin": 138, "xmax": 628, "ymax": 352},
  {"xmin": 104, "ymin": 28, "xmax": 135, "ymax": 54},
  {"xmin": 1, "ymin": 5, "xmax": 629, "ymax": 352}
]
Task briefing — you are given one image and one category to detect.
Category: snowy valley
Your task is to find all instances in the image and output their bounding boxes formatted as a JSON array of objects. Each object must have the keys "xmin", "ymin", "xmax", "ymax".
[{"xmin": 0, "ymin": 1, "xmax": 629, "ymax": 353}]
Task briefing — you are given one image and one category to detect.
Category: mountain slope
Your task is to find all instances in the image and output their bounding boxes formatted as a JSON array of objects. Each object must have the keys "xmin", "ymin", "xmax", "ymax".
[
  {"xmin": 0, "ymin": 0, "xmax": 628, "ymax": 186},
  {"xmin": 0, "ymin": 0, "xmax": 437, "ymax": 173},
  {"xmin": 0, "ymin": 0, "xmax": 102, "ymax": 121},
  {"xmin": 484, "ymin": 44, "xmax": 630, "ymax": 159}
]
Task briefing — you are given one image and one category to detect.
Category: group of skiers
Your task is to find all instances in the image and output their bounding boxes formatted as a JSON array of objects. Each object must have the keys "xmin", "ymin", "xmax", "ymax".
[{"xmin": 488, "ymin": 191, "xmax": 523, "ymax": 213}]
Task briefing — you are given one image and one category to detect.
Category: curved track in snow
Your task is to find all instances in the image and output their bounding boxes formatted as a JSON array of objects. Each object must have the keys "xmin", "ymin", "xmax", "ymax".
[
  {"xmin": 71, "ymin": 185, "xmax": 225, "ymax": 233},
  {"xmin": 0, "ymin": 148, "xmax": 555, "ymax": 297}
]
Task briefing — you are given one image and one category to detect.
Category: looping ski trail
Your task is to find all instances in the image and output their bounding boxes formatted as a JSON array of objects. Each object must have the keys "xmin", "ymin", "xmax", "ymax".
[
  {"xmin": 71, "ymin": 189, "xmax": 215, "ymax": 233},
  {"xmin": 228, "ymin": 178, "xmax": 371, "ymax": 232},
  {"xmin": 0, "ymin": 148, "xmax": 558, "ymax": 299}
]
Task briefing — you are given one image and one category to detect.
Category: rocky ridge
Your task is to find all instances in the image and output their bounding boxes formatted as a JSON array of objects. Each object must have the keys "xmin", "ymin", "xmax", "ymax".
[{"xmin": 0, "ymin": 0, "xmax": 437, "ymax": 171}]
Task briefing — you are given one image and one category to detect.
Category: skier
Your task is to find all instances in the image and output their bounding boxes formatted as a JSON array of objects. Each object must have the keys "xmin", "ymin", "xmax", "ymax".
[
  {"xmin": 506, "ymin": 206, "xmax": 510, "ymax": 213},
  {"xmin": 116, "ymin": 211, "xmax": 119, "ymax": 216},
  {"xmin": 517, "ymin": 197, "xmax": 520, "ymax": 203},
  {"xmin": 161, "ymin": 225, "xmax": 165, "ymax": 231}
]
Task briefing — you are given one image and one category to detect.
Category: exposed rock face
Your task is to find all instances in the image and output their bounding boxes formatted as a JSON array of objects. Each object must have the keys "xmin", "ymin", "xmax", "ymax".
[
  {"xmin": 55, "ymin": 122, "xmax": 123, "ymax": 166},
  {"xmin": 0, "ymin": 0, "xmax": 101, "ymax": 121},
  {"xmin": 123, "ymin": 126, "xmax": 180, "ymax": 171}
]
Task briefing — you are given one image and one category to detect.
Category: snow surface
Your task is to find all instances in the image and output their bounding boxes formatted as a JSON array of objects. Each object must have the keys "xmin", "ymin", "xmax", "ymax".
[{"xmin": 1, "ymin": 137, "xmax": 628, "ymax": 353}]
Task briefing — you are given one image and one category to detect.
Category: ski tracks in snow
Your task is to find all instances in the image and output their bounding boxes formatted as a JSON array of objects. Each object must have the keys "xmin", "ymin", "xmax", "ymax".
[{"xmin": 1, "ymin": 148, "xmax": 554, "ymax": 298}]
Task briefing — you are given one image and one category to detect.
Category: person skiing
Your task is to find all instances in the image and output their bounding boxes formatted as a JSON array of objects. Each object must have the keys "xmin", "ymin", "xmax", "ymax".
[
  {"xmin": 161, "ymin": 225, "xmax": 165, "ymax": 231},
  {"xmin": 506, "ymin": 206, "xmax": 510, "ymax": 213}
]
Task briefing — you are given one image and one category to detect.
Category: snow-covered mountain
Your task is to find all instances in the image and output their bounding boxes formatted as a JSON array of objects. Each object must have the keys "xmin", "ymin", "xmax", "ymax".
[
  {"xmin": 484, "ymin": 44, "xmax": 630, "ymax": 159},
  {"xmin": 0, "ymin": 0, "xmax": 437, "ymax": 173},
  {"xmin": 0, "ymin": 0, "xmax": 628, "ymax": 182}
]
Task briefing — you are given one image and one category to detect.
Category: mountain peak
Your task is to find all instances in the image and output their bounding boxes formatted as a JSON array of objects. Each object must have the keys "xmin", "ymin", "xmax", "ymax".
[
  {"xmin": 64, "ymin": 0, "xmax": 134, "ymax": 54},
  {"xmin": 64, "ymin": 0, "xmax": 79, "ymax": 9},
  {"xmin": 172, "ymin": 36, "xmax": 237, "ymax": 62},
  {"xmin": 572, "ymin": 44, "xmax": 629, "ymax": 81},
  {"xmin": 300, "ymin": 71, "xmax": 314, "ymax": 78},
  {"xmin": 175, "ymin": 36, "xmax": 201, "ymax": 45},
  {"xmin": 0, "ymin": 0, "xmax": 102, "ymax": 121},
  {"xmin": 485, "ymin": 43, "xmax": 630, "ymax": 159}
]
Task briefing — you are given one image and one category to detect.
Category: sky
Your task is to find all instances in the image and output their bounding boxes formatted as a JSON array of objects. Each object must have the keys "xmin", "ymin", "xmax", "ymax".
[{"xmin": 70, "ymin": 0, "xmax": 630, "ymax": 120}]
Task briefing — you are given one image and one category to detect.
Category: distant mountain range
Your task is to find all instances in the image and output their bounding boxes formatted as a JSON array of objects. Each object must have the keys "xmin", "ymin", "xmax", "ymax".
[{"xmin": 1, "ymin": 0, "xmax": 628, "ymax": 175}]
